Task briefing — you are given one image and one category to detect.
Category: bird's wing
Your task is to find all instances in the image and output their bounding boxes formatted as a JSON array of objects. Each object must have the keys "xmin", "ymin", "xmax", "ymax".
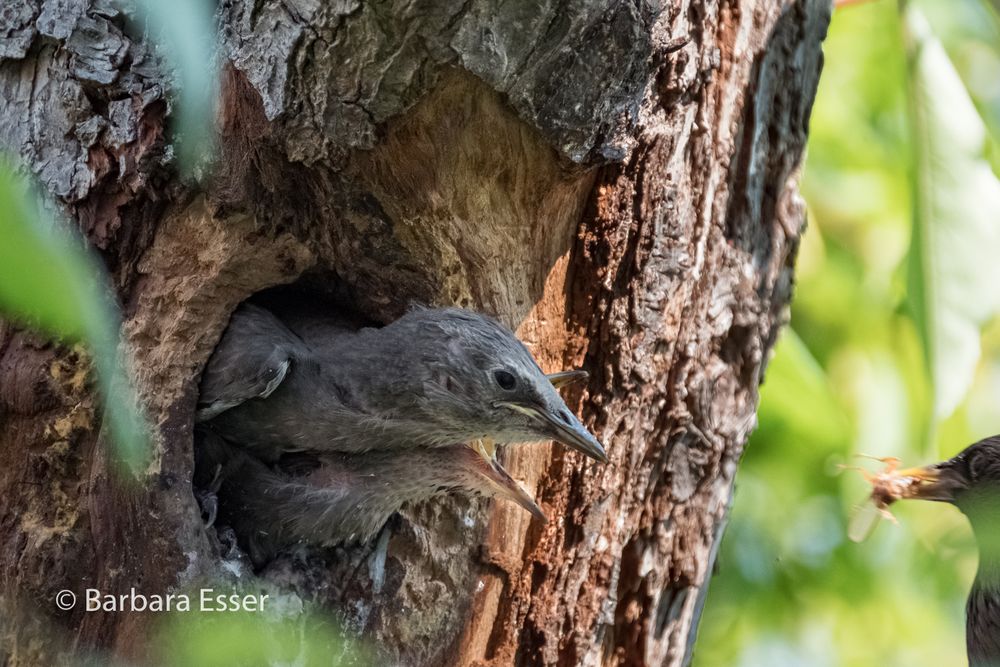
[
  {"xmin": 196, "ymin": 304, "xmax": 303, "ymax": 421},
  {"xmin": 282, "ymin": 310, "xmax": 372, "ymax": 356}
]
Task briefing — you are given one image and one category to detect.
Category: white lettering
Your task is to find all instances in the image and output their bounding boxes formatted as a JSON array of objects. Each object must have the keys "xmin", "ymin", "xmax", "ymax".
[{"xmin": 79, "ymin": 588, "xmax": 264, "ymax": 612}]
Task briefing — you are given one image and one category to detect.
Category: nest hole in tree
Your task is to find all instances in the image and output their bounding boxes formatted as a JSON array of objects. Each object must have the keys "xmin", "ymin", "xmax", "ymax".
[
  {"xmin": 190, "ymin": 269, "xmax": 380, "ymax": 566},
  {"xmin": 186, "ymin": 269, "xmax": 491, "ymax": 594}
]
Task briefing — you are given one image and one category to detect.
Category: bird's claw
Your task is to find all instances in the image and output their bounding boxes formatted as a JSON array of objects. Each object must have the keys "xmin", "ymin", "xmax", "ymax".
[
  {"xmin": 197, "ymin": 489, "xmax": 219, "ymax": 528},
  {"xmin": 197, "ymin": 464, "xmax": 223, "ymax": 528}
]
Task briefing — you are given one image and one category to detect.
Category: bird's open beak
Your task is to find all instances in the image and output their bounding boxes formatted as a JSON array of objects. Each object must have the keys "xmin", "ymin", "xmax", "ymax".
[
  {"xmin": 546, "ymin": 369, "xmax": 589, "ymax": 390},
  {"xmin": 470, "ymin": 439, "xmax": 547, "ymax": 522},
  {"xmin": 494, "ymin": 401, "xmax": 608, "ymax": 463},
  {"xmin": 894, "ymin": 463, "xmax": 967, "ymax": 503}
]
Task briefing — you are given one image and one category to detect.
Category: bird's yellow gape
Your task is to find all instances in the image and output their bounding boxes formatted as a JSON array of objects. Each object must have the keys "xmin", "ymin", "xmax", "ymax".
[{"xmin": 467, "ymin": 437, "xmax": 546, "ymax": 522}]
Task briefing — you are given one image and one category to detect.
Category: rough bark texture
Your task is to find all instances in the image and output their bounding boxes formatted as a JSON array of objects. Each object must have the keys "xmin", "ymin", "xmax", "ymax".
[{"xmin": 0, "ymin": 1, "xmax": 828, "ymax": 665}]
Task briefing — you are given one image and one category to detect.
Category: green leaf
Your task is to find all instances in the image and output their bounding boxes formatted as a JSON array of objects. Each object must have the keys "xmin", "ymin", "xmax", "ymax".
[
  {"xmin": 135, "ymin": 0, "xmax": 218, "ymax": 173},
  {"xmin": 154, "ymin": 607, "xmax": 366, "ymax": 666},
  {"xmin": 904, "ymin": 6, "xmax": 1000, "ymax": 422},
  {"xmin": 0, "ymin": 161, "xmax": 150, "ymax": 473},
  {"xmin": 758, "ymin": 328, "xmax": 851, "ymax": 449}
]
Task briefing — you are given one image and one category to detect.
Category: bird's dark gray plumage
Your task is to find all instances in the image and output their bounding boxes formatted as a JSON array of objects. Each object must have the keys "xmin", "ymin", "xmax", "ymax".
[
  {"xmin": 197, "ymin": 304, "xmax": 606, "ymax": 463},
  {"xmin": 897, "ymin": 435, "xmax": 1000, "ymax": 667},
  {"xmin": 197, "ymin": 431, "xmax": 543, "ymax": 566},
  {"xmin": 196, "ymin": 305, "xmax": 300, "ymax": 421}
]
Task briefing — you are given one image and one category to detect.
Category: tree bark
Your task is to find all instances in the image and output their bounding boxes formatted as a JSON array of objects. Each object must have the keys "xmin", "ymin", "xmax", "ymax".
[{"xmin": 0, "ymin": 1, "xmax": 828, "ymax": 665}]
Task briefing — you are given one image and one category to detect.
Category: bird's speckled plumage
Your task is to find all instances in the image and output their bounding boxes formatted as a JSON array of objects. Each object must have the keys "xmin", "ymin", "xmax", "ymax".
[{"xmin": 967, "ymin": 579, "xmax": 1000, "ymax": 667}]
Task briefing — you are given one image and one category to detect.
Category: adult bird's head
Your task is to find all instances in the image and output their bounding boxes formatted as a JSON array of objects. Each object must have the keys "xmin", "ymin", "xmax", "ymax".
[
  {"xmin": 897, "ymin": 436, "xmax": 1000, "ymax": 547},
  {"xmin": 379, "ymin": 308, "xmax": 608, "ymax": 463},
  {"xmin": 893, "ymin": 436, "xmax": 1000, "ymax": 666}
]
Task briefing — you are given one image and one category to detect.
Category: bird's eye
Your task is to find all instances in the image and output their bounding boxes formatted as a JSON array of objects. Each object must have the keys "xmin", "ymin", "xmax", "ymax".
[
  {"xmin": 968, "ymin": 450, "xmax": 989, "ymax": 483},
  {"xmin": 493, "ymin": 370, "xmax": 517, "ymax": 390}
]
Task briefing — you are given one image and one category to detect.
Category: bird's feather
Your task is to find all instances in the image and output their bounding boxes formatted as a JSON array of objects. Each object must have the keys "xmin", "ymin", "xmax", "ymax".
[{"xmin": 196, "ymin": 305, "xmax": 304, "ymax": 421}]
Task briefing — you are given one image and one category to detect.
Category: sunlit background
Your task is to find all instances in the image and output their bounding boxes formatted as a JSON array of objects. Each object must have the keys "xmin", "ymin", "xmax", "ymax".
[{"xmin": 695, "ymin": 1, "xmax": 1000, "ymax": 665}]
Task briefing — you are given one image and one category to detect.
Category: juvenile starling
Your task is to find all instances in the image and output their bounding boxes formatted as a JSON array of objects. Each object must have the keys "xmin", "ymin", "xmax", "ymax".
[
  {"xmin": 197, "ymin": 304, "xmax": 606, "ymax": 463},
  {"xmin": 892, "ymin": 435, "xmax": 1000, "ymax": 667},
  {"xmin": 197, "ymin": 432, "xmax": 545, "ymax": 566}
]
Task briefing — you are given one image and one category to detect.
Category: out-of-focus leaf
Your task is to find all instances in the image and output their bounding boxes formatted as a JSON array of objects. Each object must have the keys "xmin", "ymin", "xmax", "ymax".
[
  {"xmin": 0, "ymin": 162, "xmax": 149, "ymax": 473},
  {"xmin": 904, "ymin": 6, "xmax": 1000, "ymax": 422},
  {"xmin": 911, "ymin": 0, "xmax": 1000, "ymax": 177},
  {"xmin": 154, "ymin": 607, "xmax": 365, "ymax": 667},
  {"xmin": 697, "ymin": 4, "xmax": 980, "ymax": 664},
  {"xmin": 0, "ymin": 171, "xmax": 103, "ymax": 340},
  {"xmin": 135, "ymin": 0, "xmax": 218, "ymax": 172},
  {"xmin": 759, "ymin": 328, "xmax": 851, "ymax": 447}
]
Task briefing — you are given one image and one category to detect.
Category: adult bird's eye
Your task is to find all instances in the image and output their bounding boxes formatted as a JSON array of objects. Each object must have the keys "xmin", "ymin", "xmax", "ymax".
[
  {"xmin": 968, "ymin": 451, "xmax": 987, "ymax": 483},
  {"xmin": 493, "ymin": 369, "xmax": 517, "ymax": 390}
]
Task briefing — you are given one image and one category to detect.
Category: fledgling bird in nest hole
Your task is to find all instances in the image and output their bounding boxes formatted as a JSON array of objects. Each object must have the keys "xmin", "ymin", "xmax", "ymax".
[{"xmin": 194, "ymin": 303, "xmax": 606, "ymax": 564}]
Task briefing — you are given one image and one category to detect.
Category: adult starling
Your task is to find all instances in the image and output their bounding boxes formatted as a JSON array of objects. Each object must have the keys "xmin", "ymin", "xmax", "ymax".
[
  {"xmin": 197, "ymin": 432, "xmax": 545, "ymax": 566},
  {"xmin": 893, "ymin": 435, "xmax": 1000, "ymax": 667},
  {"xmin": 197, "ymin": 304, "xmax": 606, "ymax": 463}
]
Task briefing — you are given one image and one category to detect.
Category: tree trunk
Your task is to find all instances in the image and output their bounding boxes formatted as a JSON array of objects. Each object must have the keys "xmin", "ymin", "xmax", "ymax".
[{"xmin": 0, "ymin": 1, "xmax": 828, "ymax": 665}]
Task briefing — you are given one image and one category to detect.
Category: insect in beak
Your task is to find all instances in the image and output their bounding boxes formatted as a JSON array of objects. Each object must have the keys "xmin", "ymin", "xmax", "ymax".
[{"xmin": 843, "ymin": 455, "xmax": 962, "ymax": 542}]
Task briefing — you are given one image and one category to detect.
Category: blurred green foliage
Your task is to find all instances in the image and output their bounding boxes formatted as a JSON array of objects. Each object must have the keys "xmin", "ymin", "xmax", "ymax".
[
  {"xmin": 695, "ymin": 1, "xmax": 1000, "ymax": 665},
  {"xmin": 905, "ymin": 3, "xmax": 1000, "ymax": 425},
  {"xmin": 0, "ymin": 162, "xmax": 150, "ymax": 473},
  {"xmin": 153, "ymin": 598, "xmax": 365, "ymax": 667},
  {"xmin": 133, "ymin": 0, "xmax": 218, "ymax": 172},
  {"xmin": 0, "ymin": 0, "xmax": 219, "ymax": 471}
]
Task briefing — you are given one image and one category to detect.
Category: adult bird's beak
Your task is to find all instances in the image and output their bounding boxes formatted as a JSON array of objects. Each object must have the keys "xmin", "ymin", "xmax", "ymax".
[
  {"xmin": 470, "ymin": 439, "xmax": 547, "ymax": 522},
  {"xmin": 546, "ymin": 369, "xmax": 589, "ymax": 390},
  {"xmin": 894, "ymin": 462, "xmax": 968, "ymax": 503}
]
